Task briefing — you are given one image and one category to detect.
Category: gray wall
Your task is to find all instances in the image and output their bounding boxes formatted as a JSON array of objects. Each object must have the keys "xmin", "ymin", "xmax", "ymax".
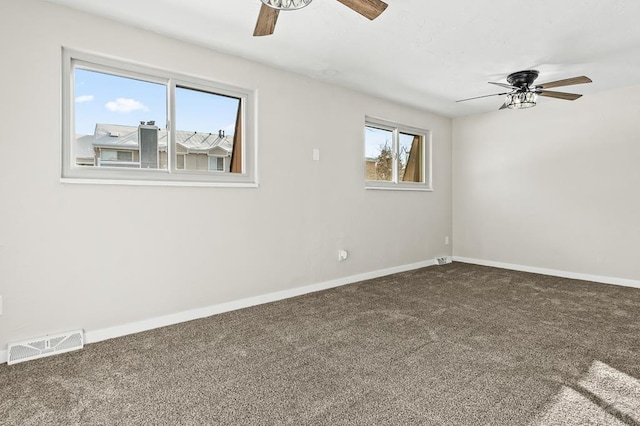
[
  {"xmin": 0, "ymin": 0, "xmax": 453, "ymax": 350},
  {"xmin": 453, "ymin": 85, "xmax": 640, "ymax": 282}
]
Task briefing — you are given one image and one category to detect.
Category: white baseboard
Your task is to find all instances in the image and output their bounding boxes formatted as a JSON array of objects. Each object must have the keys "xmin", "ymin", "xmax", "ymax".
[
  {"xmin": 83, "ymin": 259, "xmax": 436, "ymax": 347},
  {"xmin": 453, "ymin": 256, "xmax": 640, "ymax": 289},
  {"xmin": 1, "ymin": 259, "xmax": 436, "ymax": 365},
  {"xmin": 4, "ymin": 256, "xmax": 634, "ymax": 366}
]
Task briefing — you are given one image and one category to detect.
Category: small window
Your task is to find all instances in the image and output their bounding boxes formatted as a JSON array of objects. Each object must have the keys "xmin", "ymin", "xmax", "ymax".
[
  {"xmin": 176, "ymin": 154, "xmax": 185, "ymax": 170},
  {"xmin": 117, "ymin": 151, "xmax": 134, "ymax": 162},
  {"xmin": 98, "ymin": 149, "xmax": 137, "ymax": 167},
  {"xmin": 209, "ymin": 156, "xmax": 225, "ymax": 172},
  {"xmin": 364, "ymin": 117, "xmax": 431, "ymax": 191},
  {"xmin": 62, "ymin": 48, "xmax": 257, "ymax": 187}
]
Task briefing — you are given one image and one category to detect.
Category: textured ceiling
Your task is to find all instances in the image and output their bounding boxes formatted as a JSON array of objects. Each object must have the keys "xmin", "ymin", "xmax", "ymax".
[{"xmin": 45, "ymin": 0, "xmax": 640, "ymax": 117}]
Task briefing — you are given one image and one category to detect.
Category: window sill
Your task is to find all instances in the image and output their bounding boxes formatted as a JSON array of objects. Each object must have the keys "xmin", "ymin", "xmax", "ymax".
[
  {"xmin": 365, "ymin": 183, "xmax": 433, "ymax": 192},
  {"xmin": 60, "ymin": 178, "xmax": 259, "ymax": 188}
]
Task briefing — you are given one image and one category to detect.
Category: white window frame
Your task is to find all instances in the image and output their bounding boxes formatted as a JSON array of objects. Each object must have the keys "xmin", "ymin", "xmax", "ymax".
[
  {"xmin": 364, "ymin": 116, "xmax": 432, "ymax": 191},
  {"xmin": 61, "ymin": 48, "xmax": 258, "ymax": 187}
]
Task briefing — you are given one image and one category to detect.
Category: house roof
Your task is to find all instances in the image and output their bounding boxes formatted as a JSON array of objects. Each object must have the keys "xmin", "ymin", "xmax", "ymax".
[
  {"xmin": 75, "ymin": 134, "xmax": 95, "ymax": 159},
  {"xmin": 92, "ymin": 123, "xmax": 233, "ymax": 154},
  {"xmin": 94, "ymin": 124, "xmax": 144, "ymax": 149},
  {"xmin": 175, "ymin": 130, "xmax": 233, "ymax": 153}
]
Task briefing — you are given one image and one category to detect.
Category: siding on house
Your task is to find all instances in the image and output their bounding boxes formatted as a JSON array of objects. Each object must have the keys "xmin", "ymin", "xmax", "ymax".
[{"xmin": 76, "ymin": 123, "xmax": 233, "ymax": 171}]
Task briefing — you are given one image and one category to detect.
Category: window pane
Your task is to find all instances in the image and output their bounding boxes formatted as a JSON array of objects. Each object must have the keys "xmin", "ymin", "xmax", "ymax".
[
  {"xmin": 175, "ymin": 86, "xmax": 241, "ymax": 173},
  {"xmin": 99, "ymin": 149, "xmax": 135, "ymax": 167},
  {"xmin": 399, "ymin": 132, "xmax": 424, "ymax": 183},
  {"xmin": 100, "ymin": 150, "xmax": 117, "ymax": 161},
  {"xmin": 209, "ymin": 156, "xmax": 224, "ymax": 172},
  {"xmin": 365, "ymin": 126, "xmax": 393, "ymax": 181},
  {"xmin": 177, "ymin": 154, "xmax": 185, "ymax": 170},
  {"xmin": 117, "ymin": 151, "xmax": 133, "ymax": 161},
  {"xmin": 73, "ymin": 68, "xmax": 167, "ymax": 169}
]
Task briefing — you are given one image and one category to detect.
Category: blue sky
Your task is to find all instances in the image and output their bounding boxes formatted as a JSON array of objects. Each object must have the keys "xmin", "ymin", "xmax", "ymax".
[
  {"xmin": 74, "ymin": 68, "xmax": 240, "ymax": 136},
  {"xmin": 365, "ymin": 126, "xmax": 392, "ymax": 158},
  {"xmin": 365, "ymin": 126, "xmax": 416, "ymax": 162}
]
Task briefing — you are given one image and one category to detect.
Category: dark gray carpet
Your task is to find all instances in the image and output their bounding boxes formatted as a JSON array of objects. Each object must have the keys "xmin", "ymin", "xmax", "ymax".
[{"xmin": 1, "ymin": 263, "xmax": 639, "ymax": 425}]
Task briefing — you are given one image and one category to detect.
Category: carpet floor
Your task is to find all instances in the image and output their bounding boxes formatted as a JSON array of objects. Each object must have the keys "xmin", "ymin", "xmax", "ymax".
[{"xmin": 1, "ymin": 262, "xmax": 639, "ymax": 425}]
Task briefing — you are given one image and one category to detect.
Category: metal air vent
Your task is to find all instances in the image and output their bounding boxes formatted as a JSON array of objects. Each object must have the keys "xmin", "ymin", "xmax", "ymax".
[{"xmin": 7, "ymin": 330, "xmax": 84, "ymax": 365}]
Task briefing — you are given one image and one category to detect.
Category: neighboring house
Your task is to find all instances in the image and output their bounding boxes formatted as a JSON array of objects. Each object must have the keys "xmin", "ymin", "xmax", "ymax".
[
  {"xmin": 75, "ymin": 134, "xmax": 96, "ymax": 166},
  {"xmin": 77, "ymin": 123, "xmax": 234, "ymax": 172}
]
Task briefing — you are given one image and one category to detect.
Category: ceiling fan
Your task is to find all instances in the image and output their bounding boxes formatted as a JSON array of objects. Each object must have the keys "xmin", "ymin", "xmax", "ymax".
[
  {"xmin": 253, "ymin": 0, "xmax": 388, "ymax": 37},
  {"xmin": 456, "ymin": 70, "xmax": 592, "ymax": 110}
]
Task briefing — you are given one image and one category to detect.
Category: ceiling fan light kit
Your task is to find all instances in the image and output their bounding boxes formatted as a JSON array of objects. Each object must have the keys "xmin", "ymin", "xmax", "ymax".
[
  {"xmin": 457, "ymin": 70, "xmax": 592, "ymax": 111},
  {"xmin": 260, "ymin": 0, "xmax": 312, "ymax": 10},
  {"xmin": 505, "ymin": 92, "xmax": 538, "ymax": 109}
]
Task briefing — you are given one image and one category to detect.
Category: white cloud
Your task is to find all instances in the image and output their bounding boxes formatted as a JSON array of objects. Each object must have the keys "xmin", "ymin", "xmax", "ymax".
[
  {"xmin": 75, "ymin": 95, "xmax": 94, "ymax": 103},
  {"xmin": 105, "ymin": 98, "xmax": 149, "ymax": 113}
]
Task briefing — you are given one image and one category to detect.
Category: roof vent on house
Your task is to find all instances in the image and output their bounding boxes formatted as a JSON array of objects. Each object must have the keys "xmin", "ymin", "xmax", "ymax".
[
  {"xmin": 218, "ymin": 130, "xmax": 225, "ymax": 138},
  {"xmin": 109, "ymin": 132, "xmax": 120, "ymax": 137}
]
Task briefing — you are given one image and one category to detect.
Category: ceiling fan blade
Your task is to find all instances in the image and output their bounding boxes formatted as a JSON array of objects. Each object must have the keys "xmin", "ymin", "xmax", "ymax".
[
  {"xmin": 538, "ymin": 90, "xmax": 582, "ymax": 101},
  {"xmin": 253, "ymin": 4, "xmax": 279, "ymax": 37},
  {"xmin": 489, "ymin": 82, "xmax": 519, "ymax": 90},
  {"xmin": 537, "ymin": 76, "xmax": 592, "ymax": 89},
  {"xmin": 456, "ymin": 92, "xmax": 510, "ymax": 103},
  {"xmin": 336, "ymin": 0, "xmax": 388, "ymax": 20}
]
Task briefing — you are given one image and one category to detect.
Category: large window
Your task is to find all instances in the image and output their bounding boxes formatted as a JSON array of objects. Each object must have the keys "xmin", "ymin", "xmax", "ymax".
[
  {"xmin": 364, "ymin": 117, "xmax": 431, "ymax": 190},
  {"xmin": 62, "ymin": 49, "xmax": 256, "ymax": 186}
]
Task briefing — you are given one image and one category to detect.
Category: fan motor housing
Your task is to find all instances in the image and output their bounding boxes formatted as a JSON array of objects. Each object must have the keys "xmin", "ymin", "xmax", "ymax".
[{"xmin": 507, "ymin": 70, "xmax": 539, "ymax": 88}]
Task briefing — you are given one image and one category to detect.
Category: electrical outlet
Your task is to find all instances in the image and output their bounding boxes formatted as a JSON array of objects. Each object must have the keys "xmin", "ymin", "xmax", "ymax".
[{"xmin": 445, "ymin": 236, "xmax": 449, "ymax": 245}]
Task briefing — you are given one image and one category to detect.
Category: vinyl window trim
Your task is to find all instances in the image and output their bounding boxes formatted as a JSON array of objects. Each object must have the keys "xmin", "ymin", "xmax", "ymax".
[
  {"xmin": 61, "ymin": 48, "xmax": 258, "ymax": 187},
  {"xmin": 364, "ymin": 116, "xmax": 433, "ymax": 191}
]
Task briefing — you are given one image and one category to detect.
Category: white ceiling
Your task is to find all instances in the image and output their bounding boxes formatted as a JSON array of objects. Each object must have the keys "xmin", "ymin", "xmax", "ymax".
[{"xmin": 46, "ymin": 0, "xmax": 640, "ymax": 117}]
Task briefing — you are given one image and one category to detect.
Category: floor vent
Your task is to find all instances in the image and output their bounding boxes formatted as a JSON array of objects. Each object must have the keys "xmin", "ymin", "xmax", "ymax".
[
  {"xmin": 436, "ymin": 256, "xmax": 452, "ymax": 265},
  {"xmin": 7, "ymin": 330, "xmax": 84, "ymax": 365}
]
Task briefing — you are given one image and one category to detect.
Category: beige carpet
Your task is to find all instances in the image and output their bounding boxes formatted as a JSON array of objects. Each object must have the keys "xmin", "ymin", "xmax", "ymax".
[{"xmin": 1, "ymin": 263, "xmax": 639, "ymax": 425}]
